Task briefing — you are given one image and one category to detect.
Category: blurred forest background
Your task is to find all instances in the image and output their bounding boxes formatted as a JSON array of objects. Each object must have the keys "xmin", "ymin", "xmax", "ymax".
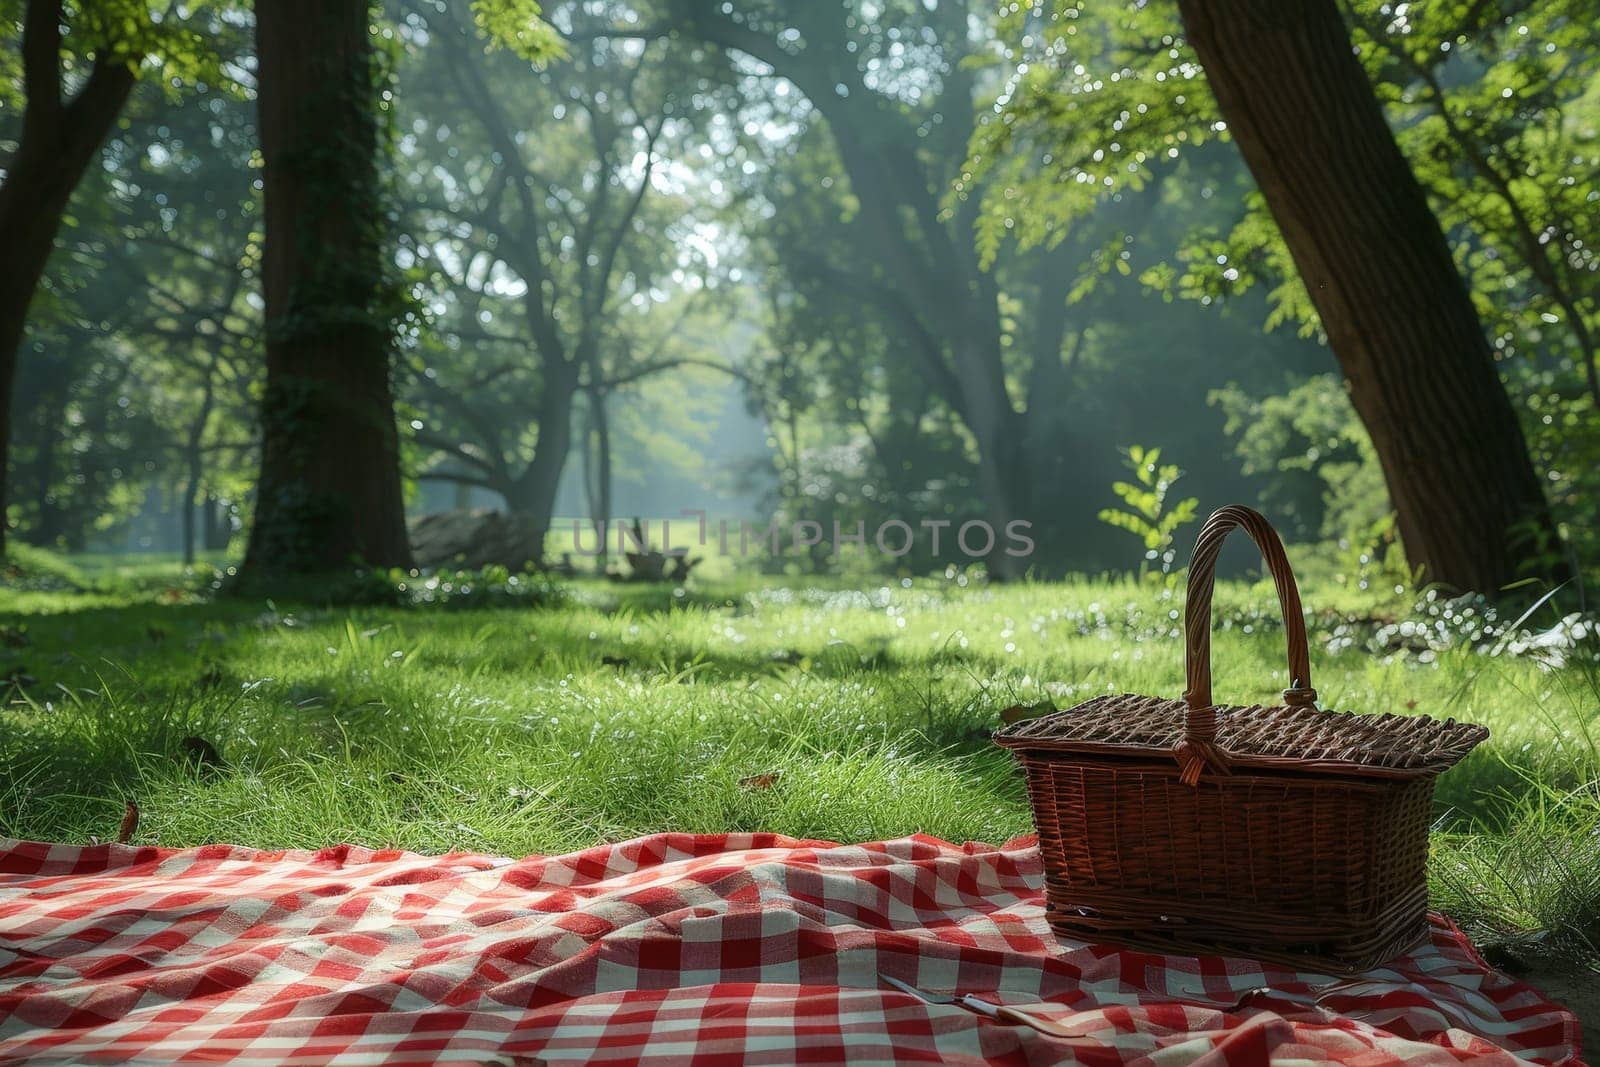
[{"xmin": 1, "ymin": 0, "xmax": 1597, "ymax": 592}]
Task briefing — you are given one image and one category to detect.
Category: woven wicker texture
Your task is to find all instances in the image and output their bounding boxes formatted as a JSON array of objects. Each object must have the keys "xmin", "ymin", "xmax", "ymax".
[
  {"xmin": 994, "ymin": 695, "xmax": 1487, "ymax": 779},
  {"xmin": 995, "ymin": 504, "xmax": 1489, "ymax": 973}
]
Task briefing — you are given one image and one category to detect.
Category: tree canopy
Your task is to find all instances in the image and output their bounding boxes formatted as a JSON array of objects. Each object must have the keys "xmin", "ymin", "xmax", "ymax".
[{"xmin": 3, "ymin": 0, "xmax": 1596, "ymax": 592}]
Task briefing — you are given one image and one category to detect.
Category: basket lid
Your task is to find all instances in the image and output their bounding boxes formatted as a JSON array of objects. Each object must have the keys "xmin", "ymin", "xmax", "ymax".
[
  {"xmin": 996, "ymin": 505, "xmax": 1488, "ymax": 783},
  {"xmin": 994, "ymin": 693, "xmax": 1488, "ymax": 780}
]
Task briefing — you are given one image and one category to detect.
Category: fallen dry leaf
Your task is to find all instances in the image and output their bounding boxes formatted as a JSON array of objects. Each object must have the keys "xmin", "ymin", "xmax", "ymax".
[{"xmin": 118, "ymin": 801, "xmax": 139, "ymax": 844}]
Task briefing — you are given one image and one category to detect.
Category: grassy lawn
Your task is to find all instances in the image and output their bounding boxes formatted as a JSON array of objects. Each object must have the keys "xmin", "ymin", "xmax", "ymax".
[{"xmin": 2, "ymin": 556, "xmax": 1597, "ymax": 982}]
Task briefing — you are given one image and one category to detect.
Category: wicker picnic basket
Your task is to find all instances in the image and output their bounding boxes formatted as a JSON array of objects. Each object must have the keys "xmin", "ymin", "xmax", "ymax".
[{"xmin": 995, "ymin": 505, "xmax": 1488, "ymax": 974}]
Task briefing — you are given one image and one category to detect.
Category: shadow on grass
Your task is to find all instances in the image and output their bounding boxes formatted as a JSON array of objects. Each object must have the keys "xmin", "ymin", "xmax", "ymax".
[{"xmin": 5, "ymin": 581, "xmax": 1585, "ymax": 845}]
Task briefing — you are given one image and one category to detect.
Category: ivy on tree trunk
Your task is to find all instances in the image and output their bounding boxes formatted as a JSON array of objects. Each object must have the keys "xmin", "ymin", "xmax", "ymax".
[{"xmin": 240, "ymin": 0, "xmax": 413, "ymax": 577}]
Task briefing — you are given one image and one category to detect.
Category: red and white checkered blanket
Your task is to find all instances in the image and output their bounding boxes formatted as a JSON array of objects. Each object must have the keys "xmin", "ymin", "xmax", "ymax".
[{"xmin": 0, "ymin": 833, "xmax": 1582, "ymax": 1065}]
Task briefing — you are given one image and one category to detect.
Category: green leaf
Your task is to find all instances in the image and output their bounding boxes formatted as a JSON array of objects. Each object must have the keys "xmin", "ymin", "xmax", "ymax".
[{"xmin": 471, "ymin": 0, "xmax": 565, "ymax": 64}]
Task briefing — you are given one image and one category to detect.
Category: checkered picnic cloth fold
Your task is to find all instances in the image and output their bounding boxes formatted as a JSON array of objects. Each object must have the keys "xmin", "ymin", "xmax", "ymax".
[{"xmin": 0, "ymin": 833, "xmax": 1582, "ymax": 1065}]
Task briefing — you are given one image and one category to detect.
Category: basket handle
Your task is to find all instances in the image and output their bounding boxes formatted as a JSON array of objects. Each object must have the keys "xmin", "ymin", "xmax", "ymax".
[{"xmin": 1178, "ymin": 505, "xmax": 1317, "ymax": 784}]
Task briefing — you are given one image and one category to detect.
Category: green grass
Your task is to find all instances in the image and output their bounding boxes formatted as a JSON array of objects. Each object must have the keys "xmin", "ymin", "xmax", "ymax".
[{"xmin": 1, "ymin": 553, "xmax": 1596, "ymax": 969}]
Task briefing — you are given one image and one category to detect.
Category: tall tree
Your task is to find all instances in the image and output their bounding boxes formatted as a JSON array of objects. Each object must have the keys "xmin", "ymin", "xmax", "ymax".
[
  {"xmin": 239, "ymin": 0, "xmax": 413, "ymax": 576},
  {"xmin": 621, "ymin": 0, "xmax": 1231, "ymax": 576},
  {"xmin": 399, "ymin": 0, "xmax": 710, "ymax": 563},
  {"xmin": 1172, "ymin": 0, "xmax": 1561, "ymax": 592},
  {"xmin": 0, "ymin": 0, "xmax": 138, "ymax": 554},
  {"xmin": 970, "ymin": 0, "xmax": 1582, "ymax": 591},
  {"xmin": 612, "ymin": 0, "xmax": 1042, "ymax": 575}
]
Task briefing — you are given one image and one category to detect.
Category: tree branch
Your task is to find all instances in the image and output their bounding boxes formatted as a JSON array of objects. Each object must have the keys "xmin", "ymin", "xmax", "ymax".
[
  {"xmin": 408, "ymin": 361, "xmax": 526, "ymax": 476},
  {"xmin": 560, "ymin": 22, "xmax": 674, "ymax": 46},
  {"xmin": 21, "ymin": 0, "xmax": 65, "ymax": 131},
  {"xmin": 437, "ymin": 326, "xmax": 530, "ymax": 347},
  {"xmin": 791, "ymin": 250, "xmax": 968, "ymax": 418},
  {"xmin": 598, "ymin": 355, "xmax": 753, "ymax": 390},
  {"xmin": 418, "ymin": 469, "xmax": 501, "ymax": 491},
  {"xmin": 1348, "ymin": 7, "xmax": 1599, "ymax": 406},
  {"xmin": 421, "ymin": 0, "xmax": 567, "ymax": 363},
  {"xmin": 586, "ymin": 113, "xmax": 665, "ymax": 329},
  {"xmin": 63, "ymin": 50, "xmax": 139, "ymax": 151},
  {"xmin": 411, "ymin": 427, "xmax": 505, "ymax": 478}
]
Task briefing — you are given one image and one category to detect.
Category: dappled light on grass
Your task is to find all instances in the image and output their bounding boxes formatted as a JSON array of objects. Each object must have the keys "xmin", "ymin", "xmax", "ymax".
[{"xmin": 1, "ymin": 571, "xmax": 1596, "ymax": 957}]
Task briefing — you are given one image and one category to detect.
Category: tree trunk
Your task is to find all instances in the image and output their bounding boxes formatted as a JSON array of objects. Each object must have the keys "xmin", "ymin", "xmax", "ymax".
[
  {"xmin": 203, "ymin": 495, "xmax": 232, "ymax": 552},
  {"xmin": 180, "ymin": 472, "xmax": 197, "ymax": 565},
  {"xmin": 239, "ymin": 0, "xmax": 412, "ymax": 578},
  {"xmin": 594, "ymin": 390, "xmax": 612, "ymax": 568},
  {"xmin": 17, "ymin": 367, "xmax": 70, "ymax": 548},
  {"xmin": 180, "ymin": 355, "xmax": 220, "ymax": 566},
  {"xmin": 579, "ymin": 395, "xmax": 598, "ymax": 548},
  {"xmin": 0, "ymin": 1, "xmax": 137, "ymax": 556},
  {"xmin": 670, "ymin": 2, "xmax": 1033, "ymax": 578},
  {"xmin": 948, "ymin": 324, "xmax": 1027, "ymax": 579},
  {"xmin": 505, "ymin": 362, "xmax": 580, "ymax": 568},
  {"xmin": 578, "ymin": 391, "xmax": 611, "ymax": 568},
  {"xmin": 1176, "ymin": 0, "xmax": 1563, "ymax": 593}
]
